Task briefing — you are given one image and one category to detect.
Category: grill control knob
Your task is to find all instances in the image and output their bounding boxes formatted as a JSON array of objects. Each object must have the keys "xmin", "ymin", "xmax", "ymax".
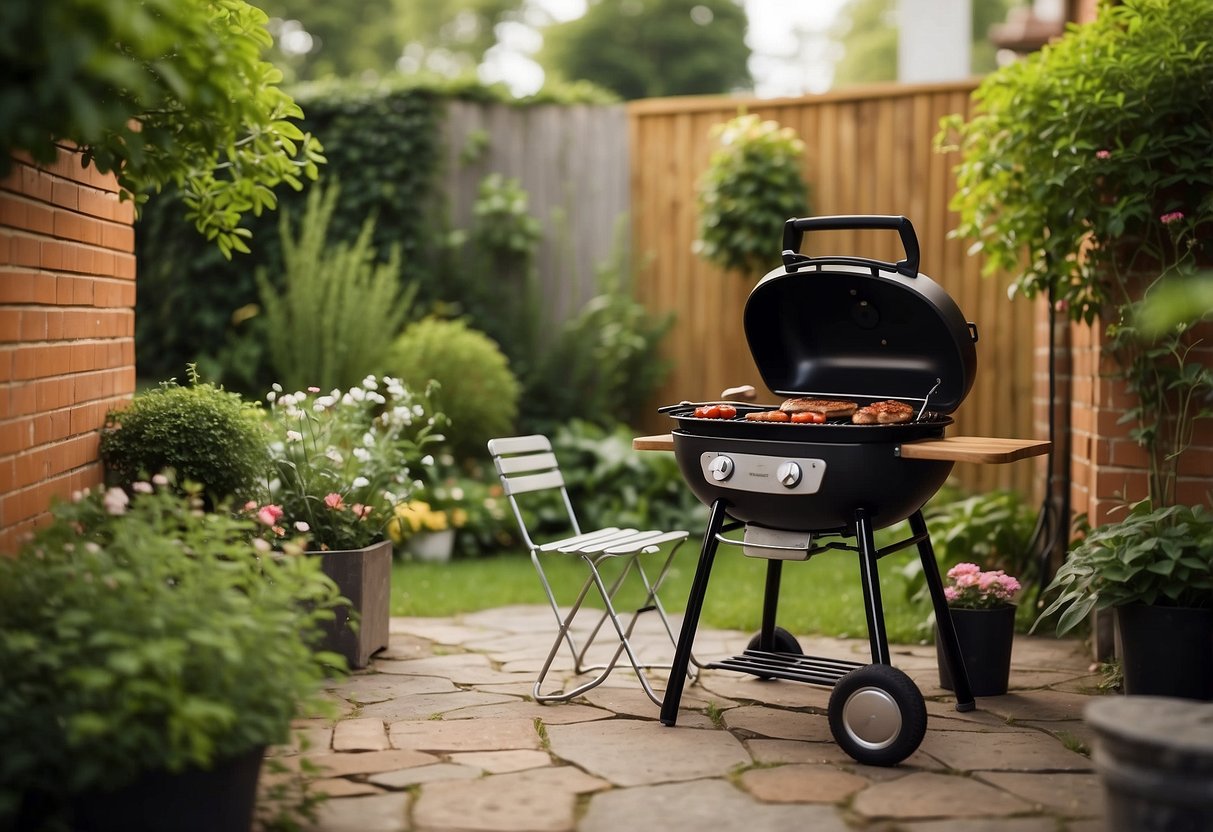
[
  {"xmin": 776, "ymin": 461, "xmax": 802, "ymax": 488},
  {"xmin": 708, "ymin": 456, "xmax": 734, "ymax": 482}
]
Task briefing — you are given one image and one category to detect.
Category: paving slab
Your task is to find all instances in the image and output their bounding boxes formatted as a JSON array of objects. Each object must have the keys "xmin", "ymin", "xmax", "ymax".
[
  {"xmin": 738, "ymin": 763, "xmax": 869, "ymax": 803},
  {"xmin": 545, "ymin": 719, "xmax": 751, "ymax": 786},
  {"xmin": 412, "ymin": 765, "xmax": 609, "ymax": 832},
  {"xmin": 898, "ymin": 819, "xmax": 1062, "ymax": 832},
  {"xmin": 332, "ymin": 673, "xmax": 458, "ymax": 704},
  {"xmin": 332, "ymin": 717, "xmax": 390, "ymax": 751},
  {"xmin": 446, "ymin": 749, "xmax": 553, "ymax": 773},
  {"xmin": 357, "ymin": 690, "xmax": 519, "ymax": 721},
  {"xmin": 975, "ymin": 771, "xmax": 1104, "ymax": 818},
  {"xmin": 308, "ymin": 792, "xmax": 410, "ymax": 832},
  {"xmin": 389, "ymin": 716, "xmax": 542, "ymax": 752},
  {"xmin": 305, "ymin": 749, "xmax": 440, "ymax": 777},
  {"xmin": 367, "ymin": 762, "xmax": 483, "ymax": 789},
  {"xmin": 919, "ymin": 728, "xmax": 1093, "ymax": 772},
  {"xmin": 744, "ymin": 738, "xmax": 863, "ymax": 766},
  {"xmin": 440, "ymin": 698, "xmax": 612, "ymax": 724},
  {"xmin": 851, "ymin": 771, "xmax": 1031, "ymax": 820},
  {"xmin": 722, "ymin": 704, "xmax": 836, "ymax": 742},
  {"xmin": 578, "ymin": 778, "xmax": 852, "ymax": 832}
]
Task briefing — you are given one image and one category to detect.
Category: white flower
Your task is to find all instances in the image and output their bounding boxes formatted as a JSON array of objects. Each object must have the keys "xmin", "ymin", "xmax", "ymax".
[
  {"xmin": 451, "ymin": 487, "xmax": 465, "ymax": 501},
  {"xmin": 152, "ymin": 473, "xmax": 169, "ymax": 486},
  {"xmin": 363, "ymin": 376, "xmax": 379, "ymax": 390},
  {"xmin": 253, "ymin": 538, "xmax": 271, "ymax": 553},
  {"xmin": 382, "ymin": 490, "xmax": 397, "ymax": 504},
  {"xmin": 421, "ymin": 455, "xmax": 434, "ymax": 466},
  {"xmin": 286, "ymin": 430, "xmax": 303, "ymax": 442},
  {"xmin": 272, "ymin": 382, "xmax": 283, "ymax": 392},
  {"xmin": 352, "ymin": 476, "xmax": 370, "ymax": 489},
  {"xmin": 349, "ymin": 386, "xmax": 366, "ymax": 402},
  {"xmin": 353, "ymin": 447, "xmax": 371, "ymax": 463},
  {"xmin": 326, "ymin": 449, "xmax": 344, "ymax": 465},
  {"xmin": 295, "ymin": 521, "xmax": 310, "ymax": 532},
  {"xmin": 266, "ymin": 390, "xmax": 277, "ymax": 403},
  {"xmin": 132, "ymin": 481, "xmax": 153, "ymax": 494},
  {"xmin": 102, "ymin": 487, "xmax": 129, "ymax": 515}
]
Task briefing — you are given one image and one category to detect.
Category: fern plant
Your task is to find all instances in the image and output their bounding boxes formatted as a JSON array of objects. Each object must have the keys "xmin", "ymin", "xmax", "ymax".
[{"xmin": 257, "ymin": 182, "xmax": 414, "ymax": 392}]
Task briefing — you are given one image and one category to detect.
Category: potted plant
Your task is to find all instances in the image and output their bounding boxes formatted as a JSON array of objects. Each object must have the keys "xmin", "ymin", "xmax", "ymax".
[
  {"xmin": 0, "ymin": 480, "xmax": 343, "ymax": 831},
  {"xmin": 937, "ymin": 562, "xmax": 1022, "ymax": 697},
  {"xmin": 259, "ymin": 375, "xmax": 442, "ymax": 667},
  {"xmin": 1036, "ymin": 501, "xmax": 1213, "ymax": 700}
]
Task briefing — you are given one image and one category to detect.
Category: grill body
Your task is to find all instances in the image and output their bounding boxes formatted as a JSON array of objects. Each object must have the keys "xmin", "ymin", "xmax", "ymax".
[{"xmin": 671, "ymin": 431, "xmax": 954, "ymax": 531}]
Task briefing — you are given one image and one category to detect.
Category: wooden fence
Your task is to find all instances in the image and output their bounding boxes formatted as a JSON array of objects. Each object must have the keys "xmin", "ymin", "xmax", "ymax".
[
  {"xmin": 439, "ymin": 101, "xmax": 630, "ymax": 327},
  {"xmin": 627, "ymin": 81, "xmax": 1040, "ymax": 495}
]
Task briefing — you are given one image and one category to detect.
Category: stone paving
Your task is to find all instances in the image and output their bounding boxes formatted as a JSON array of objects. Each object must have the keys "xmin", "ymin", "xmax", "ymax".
[{"xmin": 268, "ymin": 606, "xmax": 1110, "ymax": 831}]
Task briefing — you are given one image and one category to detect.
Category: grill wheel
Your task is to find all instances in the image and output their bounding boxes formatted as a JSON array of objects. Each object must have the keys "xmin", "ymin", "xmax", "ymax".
[
  {"xmin": 745, "ymin": 627, "xmax": 803, "ymax": 680},
  {"xmin": 828, "ymin": 664, "xmax": 927, "ymax": 766}
]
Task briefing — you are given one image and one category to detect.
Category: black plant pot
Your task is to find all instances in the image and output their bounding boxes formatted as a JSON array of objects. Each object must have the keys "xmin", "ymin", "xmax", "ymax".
[
  {"xmin": 1115, "ymin": 604, "xmax": 1213, "ymax": 701},
  {"xmin": 69, "ymin": 745, "xmax": 265, "ymax": 832},
  {"xmin": 937, "ymin": 604, "xmax": 1016, "ymax": 697}
]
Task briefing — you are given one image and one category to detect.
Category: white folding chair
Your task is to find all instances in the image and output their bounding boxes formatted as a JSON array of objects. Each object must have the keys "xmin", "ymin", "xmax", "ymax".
[{"xmin": 488, "ymin": 434, "xmax": 697, "ymax": 706}]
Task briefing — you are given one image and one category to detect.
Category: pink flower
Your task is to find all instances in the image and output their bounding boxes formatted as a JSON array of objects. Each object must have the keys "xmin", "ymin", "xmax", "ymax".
[
  {"xmin": 1095, "ymin": 149, "xmax": 1111, "ymax": 160},
  {"xmin": 257, "ymin": 504, "xmax": 284, "ymax": 526},
  {"xmin": 945, "ymin": 563, "xmax": 1021, "ymax": 609},
  {"xmin": 244, "ymin": 500, "xmax": 258, "ymax": 512},
  {"xmin": 324, "ymin": 493, "xmax": 345, "ymax": 510},
  {"xmin": 1160, "ymin": 211, "xmax": 1185, "ymax": 225},
  {"xmin": 308, "ymin": 386, "xmax": 321, "ymax": 393},
  {"xmin": 103, "ymin": 487, "xmax": 129, "ymax": 516},
  {"xmin": 352, "ymin": 503, "xmax": 372, "ymax": 520}
]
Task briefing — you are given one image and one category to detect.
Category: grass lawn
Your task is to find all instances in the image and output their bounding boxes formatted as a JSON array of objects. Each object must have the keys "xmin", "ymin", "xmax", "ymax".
[{"xmin": 390, "ymin": 527, "xmax": 935, "ymax": 644}]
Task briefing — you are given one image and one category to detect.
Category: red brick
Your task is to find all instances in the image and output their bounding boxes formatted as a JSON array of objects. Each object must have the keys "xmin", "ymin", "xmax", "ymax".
[
  {"xmin": 19, "ymin": 311, "xmax": 47, "ymax": 341},
  {"xmin": 14, "ymin": 447, "xmax": 50, "ymax": 489},
  {"xmin": 1109, "ymin": 438, "xmax": 1151, "ymax": 469},
  {"xmin": 0, "ymin": 310, "xmax": 21, "ymax": 343},
  {"xmin": 52, "ymin": 209, "xmax": 88, "ymax": 243},
  {"xmin": 1095, "ymin": 467, "xmax": 1149, "ymax": 504},
  {"xmin": 9, "ymin": 234, "xmax": 39, "ymax": 268},
  {"xmin": 25, "ymin": 201, "xmax": 54, "ymax": 236},
  {"xmin": 11, "ymin": 345, "xmax": 37, "ymax": 381},
  {"xmin": 50, "ymin": 179, "xmax": 79, "ymax": 211},
  {"xmin": 44, "ymin": 311, "xmax": 64, "ymax": 341},
  {"xmin": 0, "ymin": 349, "xmax": 12, "ymax": 383},
  {"xmin": 101, "ymin": 222, "xmax": 134, "ymax": 252}
]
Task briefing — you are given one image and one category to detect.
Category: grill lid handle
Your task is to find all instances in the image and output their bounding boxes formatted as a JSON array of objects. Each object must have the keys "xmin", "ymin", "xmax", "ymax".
[{"xmin": 781, "ymin": 215, "xmax": 920, "ymax": 278}]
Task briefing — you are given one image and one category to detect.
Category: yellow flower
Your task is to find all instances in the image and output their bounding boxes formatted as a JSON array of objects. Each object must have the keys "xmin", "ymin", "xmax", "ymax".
[{"xmin": 387, "ymin": 500, "xmax": 451, "ymax": 542}]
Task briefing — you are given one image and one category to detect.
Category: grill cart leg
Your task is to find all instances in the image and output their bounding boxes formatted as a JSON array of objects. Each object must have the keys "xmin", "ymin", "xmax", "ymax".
[
  {"xmin": 910, "ymin": 510, "xmax": 975, "ymax": 710},
  {"xmin": 758, "ymin": 560, "xmax": 783, "ymax": 650},
  {"xmin": 660, "ymin": 498, "xmax": 728, "ymax": 726},
  {"xmin": 854, "ymin": 509, "xmax": 891, "ymax": 666}
]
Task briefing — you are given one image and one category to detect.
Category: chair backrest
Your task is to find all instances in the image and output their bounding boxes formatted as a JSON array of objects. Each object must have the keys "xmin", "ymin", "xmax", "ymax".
[{"xmin": 487, "ymin": 435, "xmax": 580, "ymax": 552}]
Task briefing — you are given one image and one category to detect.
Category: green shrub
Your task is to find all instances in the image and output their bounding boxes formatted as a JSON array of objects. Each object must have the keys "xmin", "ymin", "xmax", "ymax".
[
  {"xmin": 694, "ymin": 112, "xmax": 809, "ymax": 277},
  {"xmin": 257, "ymin": 182, "xmax": 414, "ymax": 392},
  {"xmin": 99, "ymin": 368, "xmax": 267, "ymax": 503},
  {"xmin": 386, "ymin": 318, "xmax": 521, "ymax": 462}
]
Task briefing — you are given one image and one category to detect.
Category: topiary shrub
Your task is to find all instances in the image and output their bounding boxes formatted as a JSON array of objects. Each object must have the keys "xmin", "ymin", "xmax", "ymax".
[
  {"xmin": 385, "ymin": 318, "xmax": 520, "ymax": 462},
  {"xmin": 99, "ymin": 367, "xmax": 268, "ymax": 503}
]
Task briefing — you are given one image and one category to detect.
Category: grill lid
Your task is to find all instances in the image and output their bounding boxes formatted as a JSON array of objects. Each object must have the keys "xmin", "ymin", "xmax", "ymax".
[{"xmin": 743, "ymin": 215, "xmax": 978, "ymax": 414}]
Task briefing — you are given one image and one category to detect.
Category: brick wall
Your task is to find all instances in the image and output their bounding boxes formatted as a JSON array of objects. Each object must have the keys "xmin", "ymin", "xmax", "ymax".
[{"xmin": 0, "ymin": 148, "xmax": 136, "ymax": 554}]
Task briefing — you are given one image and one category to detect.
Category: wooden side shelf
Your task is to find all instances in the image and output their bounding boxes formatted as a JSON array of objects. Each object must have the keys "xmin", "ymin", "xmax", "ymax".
[{"xmin": 632, "ymin": 433, "xmax": 1050, "ymax": 464}]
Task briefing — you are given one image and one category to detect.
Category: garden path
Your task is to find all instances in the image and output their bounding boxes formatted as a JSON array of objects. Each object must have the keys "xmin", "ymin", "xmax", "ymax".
[{"xmin": 271, "ymin": 606, "xmax": 1106, "ymax": 831}]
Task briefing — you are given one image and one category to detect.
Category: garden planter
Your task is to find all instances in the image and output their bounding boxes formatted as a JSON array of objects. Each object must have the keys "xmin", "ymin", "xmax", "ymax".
[
  {"xmin": 407, "ymin": 528, "xmax": 456, "ymax": 563},
  {"xmin": 69, "ymin": 745, "xmax": 265, "ymax": 832},
  {"xmin": 937, "ymin": 604, "xmax": 1016, "ymax": 697},
  {"xmin": 1115, "ymin": 604, "xmax": 1213, "ymax": 701},
  {"xmin": 315, "ymin": 539, "xmax": 392, "ymax": 669}
]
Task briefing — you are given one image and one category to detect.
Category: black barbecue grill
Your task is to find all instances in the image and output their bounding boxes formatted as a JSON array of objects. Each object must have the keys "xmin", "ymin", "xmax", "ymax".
[{"xmin": 647, "ymin": 215, "xmax": 1042, "ymax": 766}]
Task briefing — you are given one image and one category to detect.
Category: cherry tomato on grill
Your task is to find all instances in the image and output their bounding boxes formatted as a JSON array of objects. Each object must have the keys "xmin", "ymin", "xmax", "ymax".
[
  {"xmin": 694, "ymin": 406, "xmax": 709, "ymax": 418},
  {"xmin": 790, "ymin": 411, "xmax": 826, "ymax": 423},
  {"xmin": 717, "ymin": 404, "xmax": 737, "ymax": 420},
  {"xmin": 702, "ymin": 405, "xmax": 723, "ymax": 419}
]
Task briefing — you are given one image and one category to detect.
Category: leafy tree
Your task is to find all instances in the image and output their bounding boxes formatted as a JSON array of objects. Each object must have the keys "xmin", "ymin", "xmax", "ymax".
[
  {"xmin": 538, "ymin": 0, "xmax": 752, "ymax": 100},
  {"xmin": 258, "ymin": 0, "xmax": 524, "ymax": 83},
  {"xmin": 830, "ymin": 0, "xmax": 1022, "ymax": 87},
  {"xmin": 0, "ymin": 0, "xmax": 324, "ymax": 258}
]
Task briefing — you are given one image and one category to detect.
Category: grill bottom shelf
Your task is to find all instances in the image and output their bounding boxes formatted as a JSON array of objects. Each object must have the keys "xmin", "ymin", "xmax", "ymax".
[{"xmin": 708, "ymin": 650, "xmax": 865, "ymax": 686}]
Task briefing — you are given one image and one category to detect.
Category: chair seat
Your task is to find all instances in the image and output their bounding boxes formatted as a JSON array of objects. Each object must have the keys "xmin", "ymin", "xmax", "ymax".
[{"xmin": 540, "ymin": 528, "xmax": 689, "ymax": 556}]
